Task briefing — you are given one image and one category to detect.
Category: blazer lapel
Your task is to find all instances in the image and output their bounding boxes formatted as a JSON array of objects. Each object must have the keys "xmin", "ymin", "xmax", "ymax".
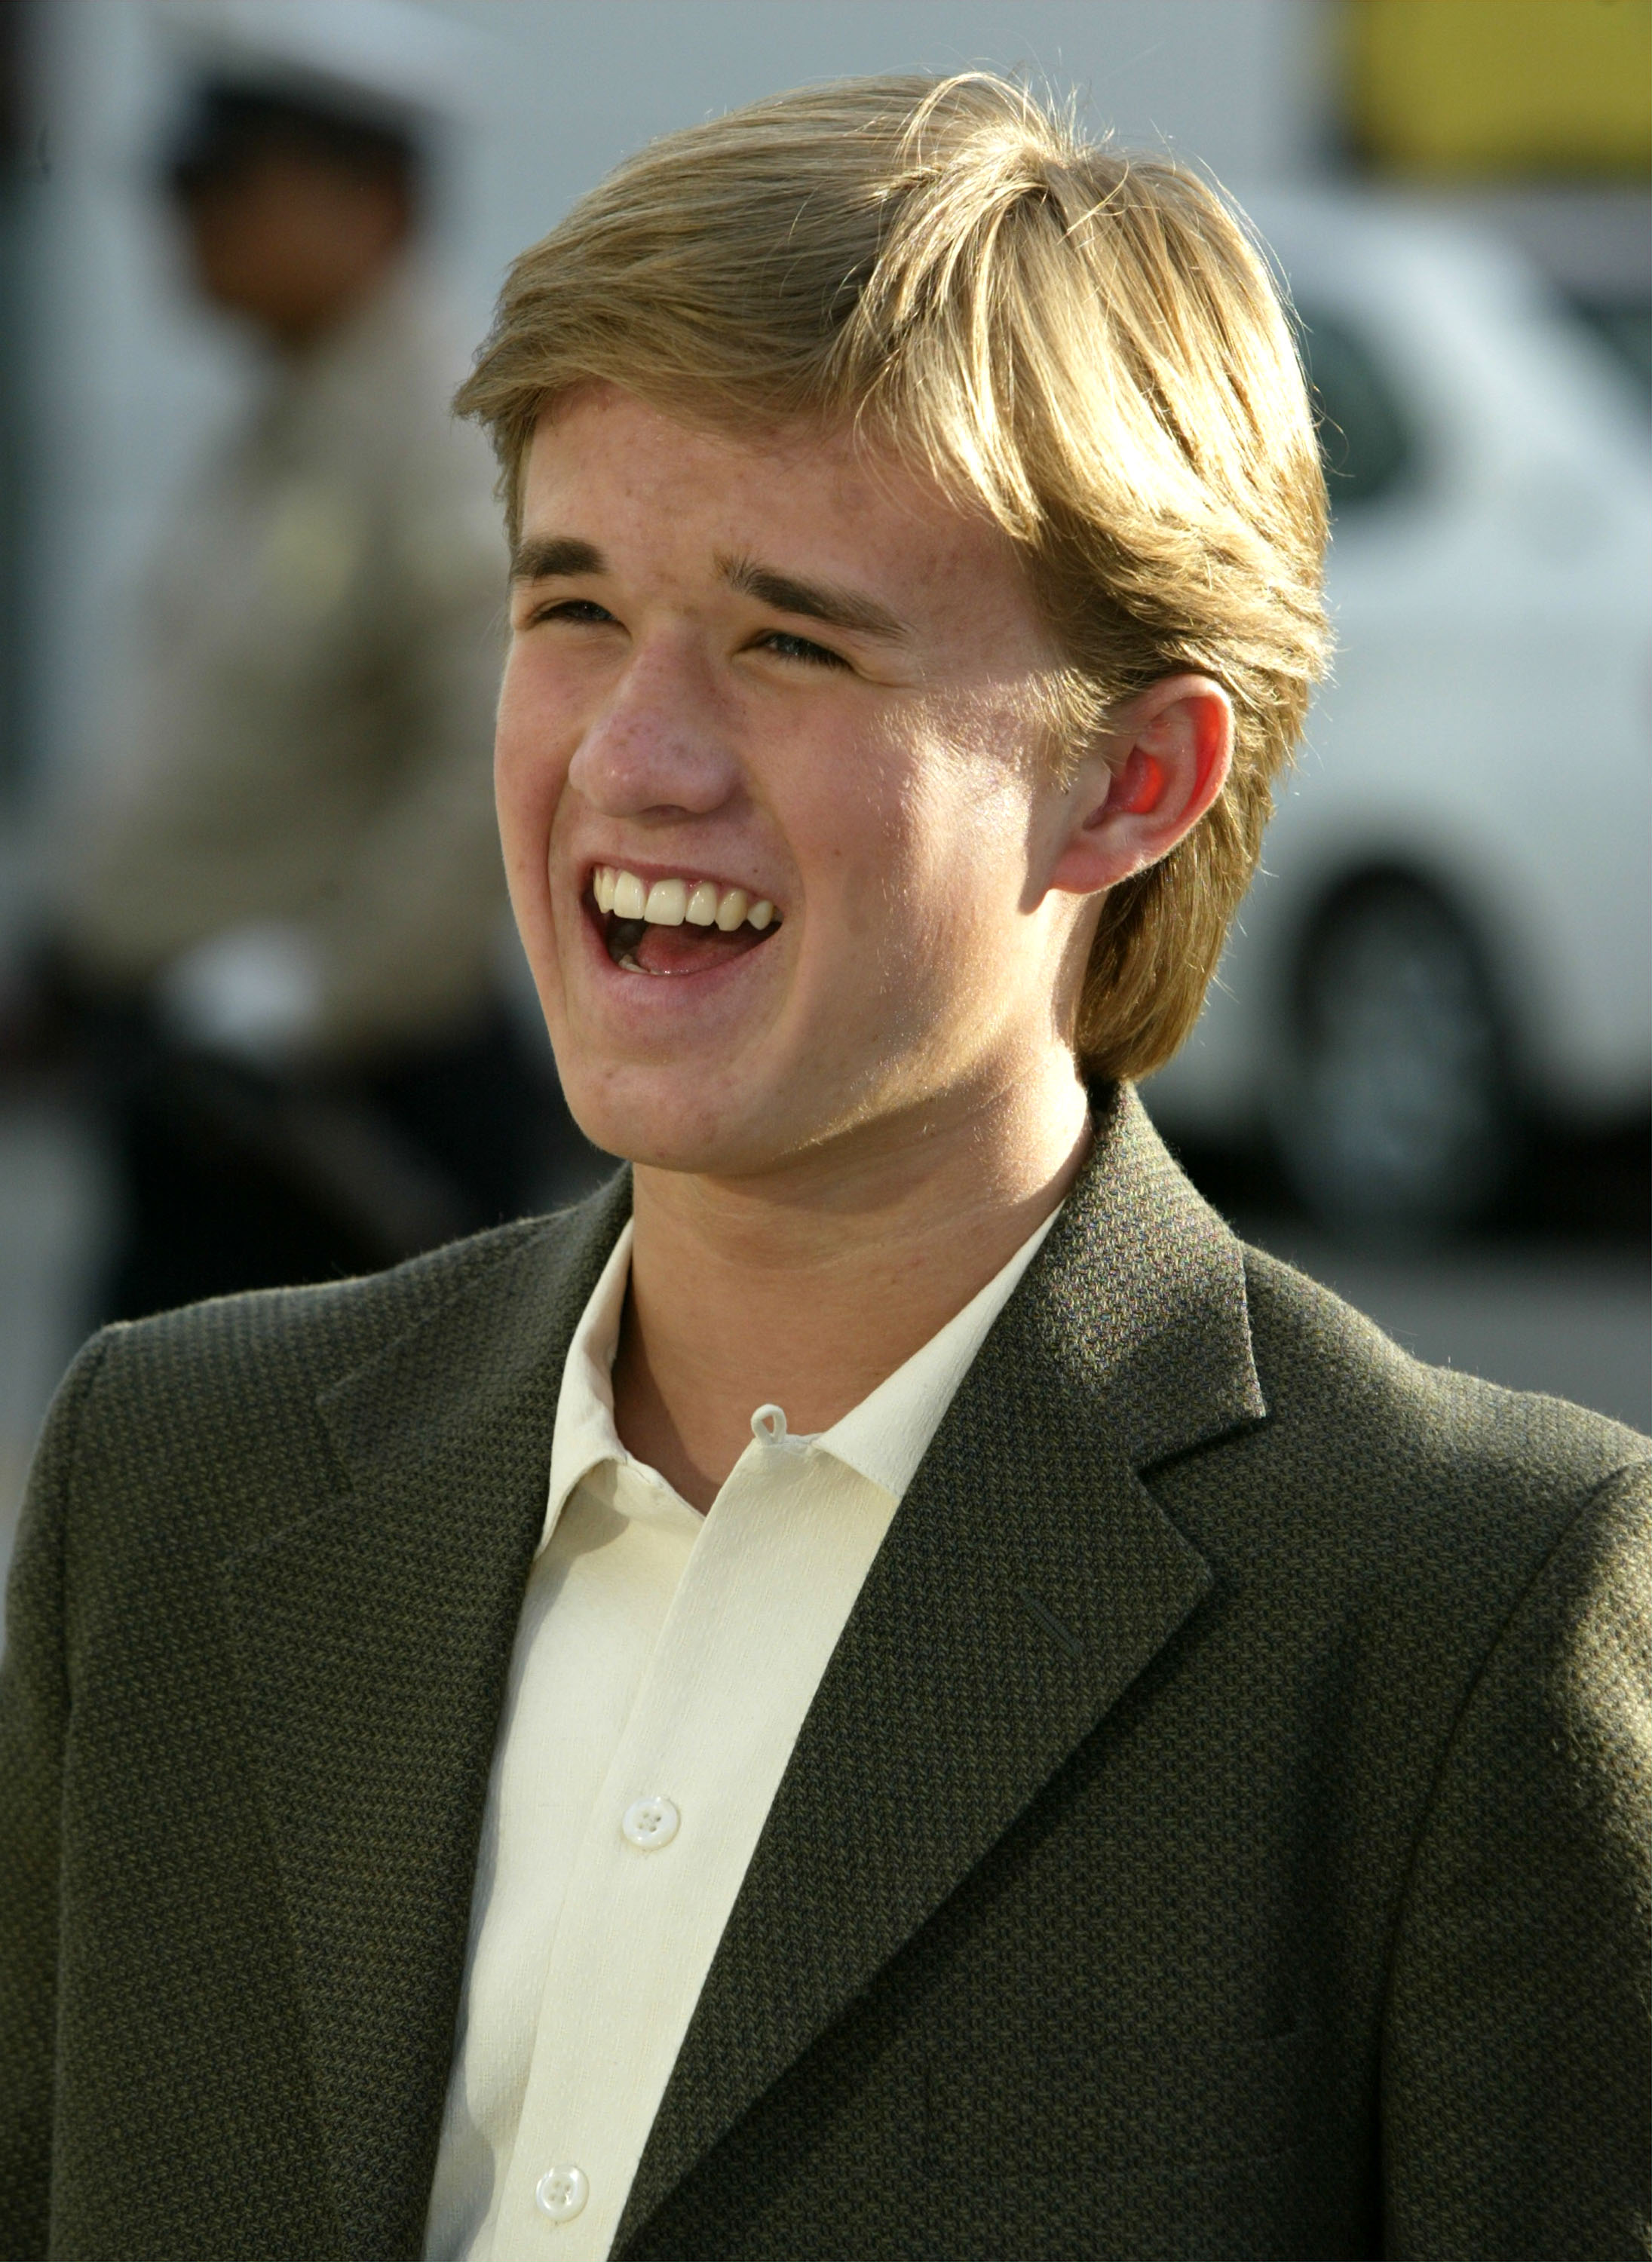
[
  {"xmin": 618, "ymin": 1090, "xmax": 1265, "ymax": 2248},
  {"xmin": 219, "ymin": 1175, "xmax": 630, "ymax": 2262}
]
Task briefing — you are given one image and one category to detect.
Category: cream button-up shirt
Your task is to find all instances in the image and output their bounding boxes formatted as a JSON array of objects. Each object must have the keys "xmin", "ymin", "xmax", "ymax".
[{"xmin": 424, "ymin": 1206, "xmax": 1059, "ymax": 2260}]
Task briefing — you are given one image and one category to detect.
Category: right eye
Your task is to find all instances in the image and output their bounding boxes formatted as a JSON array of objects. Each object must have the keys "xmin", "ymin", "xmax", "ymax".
[{"xmin": 526, "ymin": 597, "xmax": 618, "ymax": 628}]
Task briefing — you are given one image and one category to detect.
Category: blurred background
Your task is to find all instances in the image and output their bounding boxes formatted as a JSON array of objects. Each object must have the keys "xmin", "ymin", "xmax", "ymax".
[{"xmin": 2, "ymin": 0, "xmax": 1648, "ymax": 1592}]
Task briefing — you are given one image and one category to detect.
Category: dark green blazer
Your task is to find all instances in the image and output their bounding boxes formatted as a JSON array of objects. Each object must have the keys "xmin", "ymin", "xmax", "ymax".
[{"xmin": 2, "ymin": 1088, "xmax": 1647, "ymax": 2260}]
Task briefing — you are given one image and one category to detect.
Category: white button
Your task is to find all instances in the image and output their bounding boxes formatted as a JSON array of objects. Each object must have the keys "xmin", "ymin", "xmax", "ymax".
[
  {"xmin": 535, "ymin": 2164, "xmax": 588, "ymax": 2222},
  {"xmin": 622, "ymin": 1794, "xmax": 680, "ymax": 1850}
]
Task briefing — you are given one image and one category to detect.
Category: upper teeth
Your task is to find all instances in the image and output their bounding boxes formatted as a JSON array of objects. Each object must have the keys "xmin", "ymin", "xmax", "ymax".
[{"xmin": 593, "ymin": 866, "xmax": 775, "ymax": 933}]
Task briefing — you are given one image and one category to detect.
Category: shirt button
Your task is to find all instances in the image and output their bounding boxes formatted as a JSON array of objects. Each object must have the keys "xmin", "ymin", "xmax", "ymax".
[
  {"xmin": 622, "ymin": 1794, "xmax": 680, "ymax": 1850},
  {"xmin": 535, "ymin": 2164, "xmax": 588, "ymax": 2222}
]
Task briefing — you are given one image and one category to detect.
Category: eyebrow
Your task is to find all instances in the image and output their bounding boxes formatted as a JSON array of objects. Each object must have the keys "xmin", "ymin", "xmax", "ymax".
[
  {"xmin": 720, "ymin": 553, "xmax": 912, "ymax": 644},
  {"xmin": 508, "ymin": 532, "xmax": 913, "ymax": 647},
  {"xmin": 510, "ymin": 535, "xmax": 604, "ymax": 582}
]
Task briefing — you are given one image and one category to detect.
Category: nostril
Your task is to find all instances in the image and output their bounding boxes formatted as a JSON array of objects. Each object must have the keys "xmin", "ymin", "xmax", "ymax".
[{"xmin": 565, "ymin": 700, "xmax": 743, "ymax": 821}]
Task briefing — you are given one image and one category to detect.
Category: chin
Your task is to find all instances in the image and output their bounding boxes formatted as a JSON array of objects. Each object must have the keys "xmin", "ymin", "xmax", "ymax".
[{"xmin": 556, "ymin": 1061, "xmax": 791, "ymax": 1180}]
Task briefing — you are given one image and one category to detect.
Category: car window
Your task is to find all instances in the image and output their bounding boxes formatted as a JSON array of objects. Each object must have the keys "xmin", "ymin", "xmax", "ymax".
[
  {"xmin": 1568, "ymin": 298, "xmax": 1652, "ymax": 418},
  {"xmin": 1295, "ymin": 308, "xmax": 1416, "ymax": 510}
]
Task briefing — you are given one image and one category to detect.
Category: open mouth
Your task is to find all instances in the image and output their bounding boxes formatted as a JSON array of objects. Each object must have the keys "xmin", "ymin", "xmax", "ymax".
[{"xmin": 589, "ymin": 865, "xmax": 783, "ymax": 977}]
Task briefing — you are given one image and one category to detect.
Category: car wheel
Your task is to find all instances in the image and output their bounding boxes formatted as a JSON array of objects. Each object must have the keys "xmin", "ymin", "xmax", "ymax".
[{"xmin": 1270, "ymin": 875, "xmax": 1518, "ymax": 1240}]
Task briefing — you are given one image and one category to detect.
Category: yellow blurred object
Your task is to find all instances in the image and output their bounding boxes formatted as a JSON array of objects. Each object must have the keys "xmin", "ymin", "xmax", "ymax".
[{"xmin": 1349, "ymin": 0, "xmax": 1652, "ymax": 179}]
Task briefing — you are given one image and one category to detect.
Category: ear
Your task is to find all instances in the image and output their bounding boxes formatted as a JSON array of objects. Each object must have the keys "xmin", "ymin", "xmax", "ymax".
[{"xmin": 1044, "ymin": 675, "xmax": 1233, "ymax": 900}]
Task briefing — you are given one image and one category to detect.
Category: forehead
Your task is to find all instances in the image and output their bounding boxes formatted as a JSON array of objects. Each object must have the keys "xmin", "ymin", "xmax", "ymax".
[
  {"xmin": 524, "ymin": 387, "xmax": 875, "ymax": 517},
  {"xmin": 518, "ymin": 385, "xmax": 1047, "ymax": 655}
]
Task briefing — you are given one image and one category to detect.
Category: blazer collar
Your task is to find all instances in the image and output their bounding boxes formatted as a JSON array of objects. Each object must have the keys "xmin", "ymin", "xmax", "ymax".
[
  {"xmin": 617, "ymin": 1084, "xmax": 1265, "ymax": 2249},
  {"xmin": 219, "ymin": 1172, "xmax": 631, "ymax": 2262}
]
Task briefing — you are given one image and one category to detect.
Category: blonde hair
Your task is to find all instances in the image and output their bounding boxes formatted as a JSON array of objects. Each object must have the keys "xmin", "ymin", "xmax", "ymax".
[{"xmin": 457, "ymin": 73, "xmax": 1330, "ymax": 1080}]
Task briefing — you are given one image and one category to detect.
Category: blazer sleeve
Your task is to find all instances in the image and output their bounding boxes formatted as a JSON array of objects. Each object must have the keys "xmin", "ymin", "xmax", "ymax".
[
  {"xmin": 0, "ymin": 1333, "xmax": 109, "ymax": 2249},
  {"xmin": 1381, "ymin": 1456, "xmax": 1652, "ymax": 2261}
]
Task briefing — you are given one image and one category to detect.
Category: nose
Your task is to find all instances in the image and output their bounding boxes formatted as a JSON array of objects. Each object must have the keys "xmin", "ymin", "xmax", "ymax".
[{"xmin": 568, "ymin": 630, "xmax": 741, "ymax": 822}]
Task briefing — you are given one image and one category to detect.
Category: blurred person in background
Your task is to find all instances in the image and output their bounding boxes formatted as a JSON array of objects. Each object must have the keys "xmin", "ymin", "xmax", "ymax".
[{"xmin": 28, "ymin": 50, "xmax": 581, "ymax": 1320}]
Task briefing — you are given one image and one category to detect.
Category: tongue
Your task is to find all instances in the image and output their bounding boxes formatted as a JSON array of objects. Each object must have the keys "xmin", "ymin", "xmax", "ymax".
[{"xmin": 630, "ymin": 920, "xmax": 763, "ymax": 975}]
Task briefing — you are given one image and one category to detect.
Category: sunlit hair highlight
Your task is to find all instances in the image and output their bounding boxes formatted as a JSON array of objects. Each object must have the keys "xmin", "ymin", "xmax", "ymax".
[{"xmin": 457, "ymin": 72, "xmax": 1330, "ymax": 1080}]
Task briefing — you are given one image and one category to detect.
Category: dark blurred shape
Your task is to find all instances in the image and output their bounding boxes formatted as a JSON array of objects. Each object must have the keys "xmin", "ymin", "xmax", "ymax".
[
  {"xmin": 1269, "ymin": 870, "xmax": 1516, "ymax": 1242},
  {"xmin": 74, "ymin": 987, "xmax": 552, "ymax": 1319},
  {"xmin": 1172, "ymin": 1108, "xmax": 1650, "ymax": 1254},
  {"xmin": 1570, "ymin": 297, "xmax": 1652, "ymax": 409},
  {"xmin": 1295, "ymin": 305, "xmax": 1417, "ymax": 509},
  {"xmin": 164, "ymin": 79, "xmax": 422, "ymax": 207},
  {"xmin": 164, "ymin": 75, "xmax": 421, "ymax": 350},
  {"xmin": 0, "ymin": 2, "xmax": 35, "ymax": 807},
  {"xmin": 19, "ymin": 38, "xmax": 599, "ymax": 1323}
]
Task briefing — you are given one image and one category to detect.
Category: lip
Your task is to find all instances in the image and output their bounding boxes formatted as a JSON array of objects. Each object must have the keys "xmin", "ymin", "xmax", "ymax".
[{"xmin": 566, "ymin": 855, "xmax": 787, "ymax": 1019}]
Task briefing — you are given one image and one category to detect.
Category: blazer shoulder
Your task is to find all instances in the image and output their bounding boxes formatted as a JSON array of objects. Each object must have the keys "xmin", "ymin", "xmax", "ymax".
[
  {"xmin": 1126, "ymin": 1245, "xmax": 1652, "ymax": 1715},
  {"xmin": 77, "ymin": 1178, "xmax": 627, "ymax": 1447},
  {"xmin": 26, "ymin": 1179, "xmax": 628, "ymax": 1588},
  {"xmin": 1237, "ymin": 1240, "xmax": 1650, "ymax": 1530}
]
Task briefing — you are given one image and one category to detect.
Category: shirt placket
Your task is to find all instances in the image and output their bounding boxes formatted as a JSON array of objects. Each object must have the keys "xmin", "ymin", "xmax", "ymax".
[{"xmin": 488, "ymin": 1437, "xmax": 884, "ymax": 2257}]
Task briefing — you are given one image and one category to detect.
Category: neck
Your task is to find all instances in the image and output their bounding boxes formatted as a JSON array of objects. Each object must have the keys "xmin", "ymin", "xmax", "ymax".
[{"xmin": 611, "ymin": 1053, "xmax": 1093, "ymax": 1510}]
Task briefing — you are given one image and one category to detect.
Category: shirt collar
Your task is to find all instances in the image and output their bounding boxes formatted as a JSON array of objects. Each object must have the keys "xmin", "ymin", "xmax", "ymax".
[
  {"xmin": 542, "ymin": 1218, "xmax": 636, "ymax": 1549},
  {"xmin": 541, "ymin": 1203, "xmax": 1062, "ymax": 1550},
  {"xmin": 814, "ymin": 1207, "xmax": 1059, "ymax": 1499}
]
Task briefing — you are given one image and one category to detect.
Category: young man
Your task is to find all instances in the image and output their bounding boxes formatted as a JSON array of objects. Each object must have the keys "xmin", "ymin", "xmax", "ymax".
[{"xmin": 2, "ymin": 74, "xmax": 1647, "ymax": 2262}]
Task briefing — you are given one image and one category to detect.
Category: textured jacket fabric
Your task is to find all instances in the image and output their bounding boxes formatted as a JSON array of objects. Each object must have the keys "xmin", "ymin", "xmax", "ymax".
[{"xmin": 2, "ymin": 1086, "xmax": 1647, "ymax": 2260}]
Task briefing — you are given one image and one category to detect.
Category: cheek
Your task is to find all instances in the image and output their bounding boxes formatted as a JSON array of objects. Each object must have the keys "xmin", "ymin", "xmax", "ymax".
[
  {"xmin": 493, "ymin": 649, "xmax": 569, "ymax": 877},
  {"xmin": 811, "ymin": 728, "xmax": 1027, "ymax": 994},
  {"xmin": 792, "ymin": 734, "xmax": 926, "ymax": 953},
  {"xmin": 902, "ymin": 750, "xmax": 1031, "ymax": 930}
]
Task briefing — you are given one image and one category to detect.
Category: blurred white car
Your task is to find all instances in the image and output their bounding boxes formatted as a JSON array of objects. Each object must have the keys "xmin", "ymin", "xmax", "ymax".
[{"xmin": 1143, "ymin": 195, "xmax": 1652, "ymax": 1235}]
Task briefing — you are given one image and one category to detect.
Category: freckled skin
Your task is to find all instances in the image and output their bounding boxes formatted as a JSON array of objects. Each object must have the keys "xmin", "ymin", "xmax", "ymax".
[
  {"xmin": 498, "ymin": 389, "xmax": 1090, "ymax": 1181},
  {"xmin": 495, "ymin": 386, "xmax": 1231, "ymax": 1500}
]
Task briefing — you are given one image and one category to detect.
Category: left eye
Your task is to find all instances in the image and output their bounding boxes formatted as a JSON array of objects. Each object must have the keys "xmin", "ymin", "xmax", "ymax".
[
  {"xmin": 535, "ymin": 598, "xmax": 615, "ymax": 627},
  {"xmin": 759, "ymin": 630, "xmax": 847, "ymax": 669}
]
